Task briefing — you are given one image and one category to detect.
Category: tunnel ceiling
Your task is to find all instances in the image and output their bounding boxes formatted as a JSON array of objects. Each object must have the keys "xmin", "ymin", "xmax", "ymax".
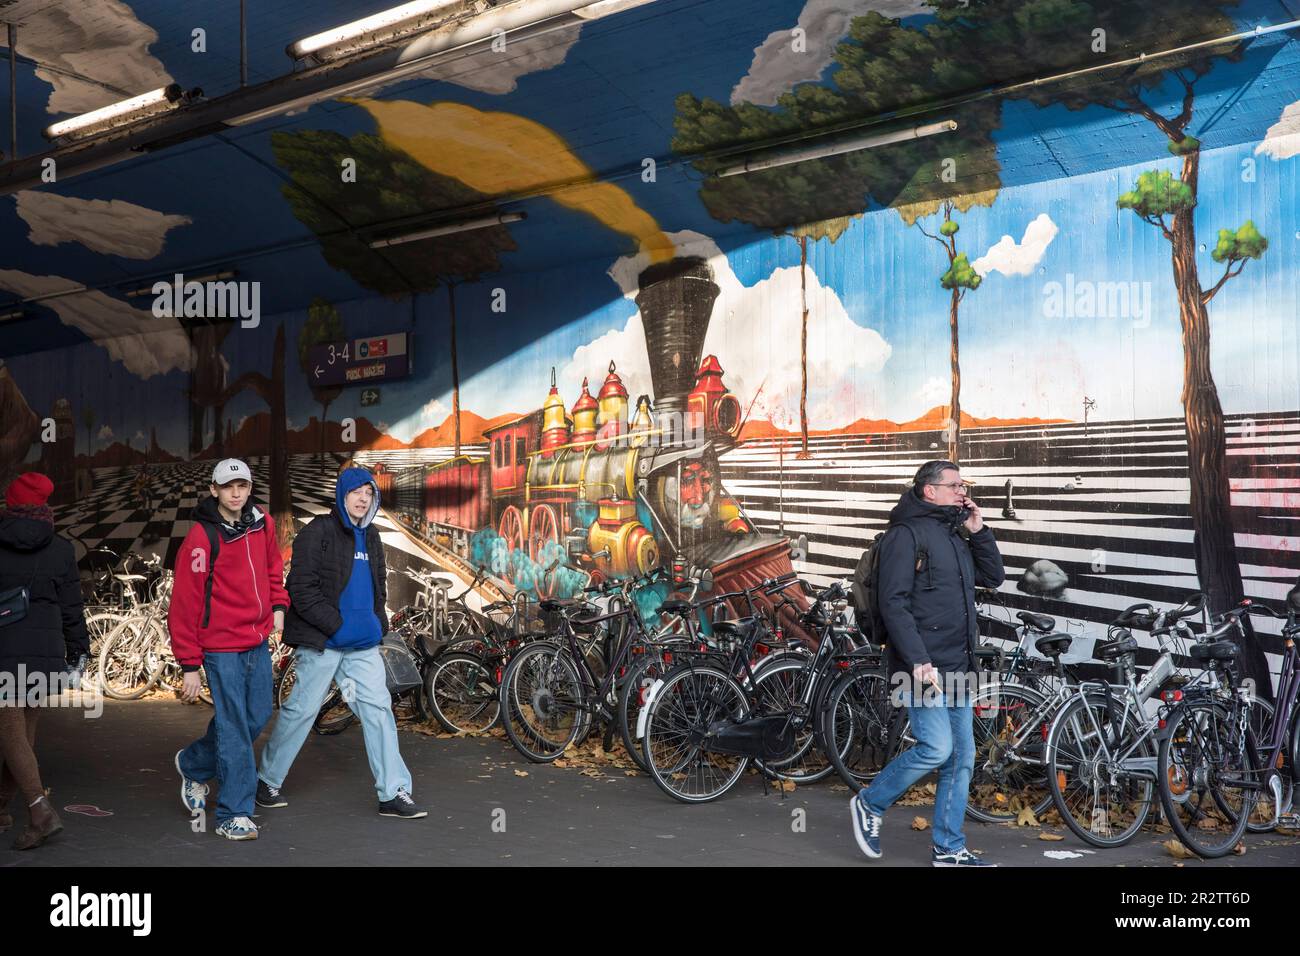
[{"xmin": 1, "ymin": 0, "xmax": 1299, "ymax": 358}]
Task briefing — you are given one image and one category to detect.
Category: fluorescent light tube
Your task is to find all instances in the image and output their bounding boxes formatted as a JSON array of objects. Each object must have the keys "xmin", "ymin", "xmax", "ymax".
[
  {"xmin": 44, "ymin": 85, "xmax": 185, "ymax": 140},
  {"xmin": 368, "ymin": 212, "xmax": 525, "ymax": 248},
  {"xmin": 716, "ymin": 119, "xmax": 958, "ymax": 177}
]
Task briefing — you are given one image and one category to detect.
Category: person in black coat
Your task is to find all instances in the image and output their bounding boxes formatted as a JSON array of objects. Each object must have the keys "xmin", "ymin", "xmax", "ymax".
[
  {"xmin": 0, "ymin": 472, "xmax": 89, "ymax": 850},
  {"xmin": 849, "ymin": 460, "xmax": 1005, "ymax": 867}
]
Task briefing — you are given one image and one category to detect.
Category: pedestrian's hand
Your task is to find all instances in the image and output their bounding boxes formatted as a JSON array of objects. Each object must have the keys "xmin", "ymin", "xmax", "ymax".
[
  {"xmin": 181, "ymin": 672, "xmax": 202, "ymax": 702},
  {"xmin": 963, "ymin": 498, "xmax": 984, "ymax": 533},
  {"xmin": 913, "ymin": 662, "xmax": 942, "ymax": 694}
]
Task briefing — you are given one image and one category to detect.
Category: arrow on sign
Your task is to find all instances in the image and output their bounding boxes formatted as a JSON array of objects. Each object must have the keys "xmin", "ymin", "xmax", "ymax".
[{"xmin": 314, "ymin": 365, "xmax": 323, "ymax": 379}]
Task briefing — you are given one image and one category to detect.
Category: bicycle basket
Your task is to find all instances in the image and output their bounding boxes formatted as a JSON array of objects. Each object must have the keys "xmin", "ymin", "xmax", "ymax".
[{"xmin": 379, "ymin": 633, "xmax": 423, "ymax": 694}]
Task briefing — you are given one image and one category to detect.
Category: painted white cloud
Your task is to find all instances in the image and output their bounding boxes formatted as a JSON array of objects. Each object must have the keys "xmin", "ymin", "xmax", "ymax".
[
  {"xmin": 12, "ymin": 0, "xmax": 173, "ymax": 115},
  {"xmin": 1256, "ymin": 99, "xmax": 1300, "ymax": 160},
  {"xmin": 15, "ymin": 192, "xmax": 191, "ymax": 259},
  {"xmin": 368, "ymin": 23, "xmax": 580, "ymax": 97},
  {"xmin": 731, "ymin": 0, "xmax": 929, "ymax": 106},
  {"xmin": 972, "ymin": 213, "xmax": 1058, "ymax": 277},
  {"xmin": 383, "ymin": 396, "xmax": 450, "ymax": 444},
  {"xmin": 97, "ymin": 425, "xmax": 114, "ymax": 440},
  {"xmin": 0, "ymin": 270, "xmax": 192, "ymax": 379},
  {"xmin": 919, "ymin": 376, "xmax": 949, "ymax": 407},
  {"xmin": 134, "ymin": 430, "xmax": 145, "ymax": 441},
  {"xmin": 571, "ymin": 230, "xmax": 892, "ymax": 431}
]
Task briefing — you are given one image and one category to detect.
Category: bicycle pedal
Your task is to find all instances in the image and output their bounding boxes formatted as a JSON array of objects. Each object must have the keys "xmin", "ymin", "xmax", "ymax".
[{"xmin": 1278, "ymin": 813, "xmax": 1300, "ymax": 830}]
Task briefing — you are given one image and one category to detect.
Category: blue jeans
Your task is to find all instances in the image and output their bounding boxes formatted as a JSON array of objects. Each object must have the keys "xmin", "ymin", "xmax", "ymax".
[
  {"xmin": 860, "ymin": 695, "xmax": 974, "ymax": 854},
  {"xmin": 178, "ymin": 642, "xmax": 273, "ymax": 823},
  {"xmin": 258, "ymin": 645, "xmax": 412, "ymax": 802}
]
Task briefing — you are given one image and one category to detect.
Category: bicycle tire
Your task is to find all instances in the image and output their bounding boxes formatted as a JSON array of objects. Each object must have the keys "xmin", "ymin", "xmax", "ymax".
[
  {"xmin": 967, "ymin": 682, "xmax": 1054, "ymax": 825},
  {"xmin": 500, "ymin": 641, "xmax": 588, "ymax": 762},
  {"xmin": 1046, "ymin": 692, "xmax": 1154, "ymax": 848},
  {"xmin": 1158, "ymin": 698, "xmax": 1257, "ymax": 858},
  {"xmin": 820, "ymin": 665, "xmax": 910, "ymax": 790},
  {"xmin": 750, "ymin": 659, "xmax": 835, "ymax": 783},
  {"xmin": 641, "ymin": 664, "xmax": 750, "ymax": 804},
  {"xmin": 97, "ymin": 619, "xmax": 154, "ymax": 700},
  {"xmin": 426, "ymin": 652, "xmax": 501, "ymax": 734},
  {"xmin": 1245, "ymin": 695, "xmax": 1293, "ymax": 832},
  {"xmin": 313, "ymin": 684, "xmax": 357, "ymax": 735},
  {"xmin": 617, "ymin": 651, "xmax": 675, "ymax": 771}
]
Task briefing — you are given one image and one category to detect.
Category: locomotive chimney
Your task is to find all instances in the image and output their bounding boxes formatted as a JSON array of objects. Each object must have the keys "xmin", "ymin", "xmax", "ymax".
[{"xmin": 634, "ymin": 256, "xmax": 720, "ymax": 419}]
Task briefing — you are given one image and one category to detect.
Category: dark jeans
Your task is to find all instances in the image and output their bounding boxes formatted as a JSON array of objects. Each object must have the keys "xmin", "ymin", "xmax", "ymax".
[{"xmin": 178, "ymin": 642, "xmax": 272, "ymax": 823}]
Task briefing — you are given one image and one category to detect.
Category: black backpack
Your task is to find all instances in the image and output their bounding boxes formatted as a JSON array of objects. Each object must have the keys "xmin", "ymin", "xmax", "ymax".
[
  {"xmin": 851, "ymin": 525, "xmax": 919, "ymax": 645},
  {"xmin": 200, "ymin": 522, "xmax": 221, "ymax": 629}
]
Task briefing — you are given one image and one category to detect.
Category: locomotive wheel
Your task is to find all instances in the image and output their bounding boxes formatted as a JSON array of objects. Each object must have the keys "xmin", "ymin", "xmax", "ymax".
[
  {"xmin": 528, "ymin": 504, "xmax": 561, "ymax": 599},
  {"xmin": 499, "ymin": 506, "xmax": 525, "ymax": 553}
]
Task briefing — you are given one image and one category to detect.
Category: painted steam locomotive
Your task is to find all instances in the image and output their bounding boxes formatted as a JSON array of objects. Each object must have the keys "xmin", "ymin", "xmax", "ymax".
[{"xmin": 378, "ymin": 257, "xmax": 805, "ymax": 609}]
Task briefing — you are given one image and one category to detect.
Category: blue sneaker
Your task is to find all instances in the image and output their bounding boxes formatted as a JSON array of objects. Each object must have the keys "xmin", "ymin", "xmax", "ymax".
[
  {"xmin": 174, "ymin": 750, "xmax": 208, "ymax": 814},
  {"xmin": 932, "ymin": 846, "xmax": 996, "ymax": 867},
  {"xmin": 849, "ymin": 789, "xmax": 883, "ymax": 859}
]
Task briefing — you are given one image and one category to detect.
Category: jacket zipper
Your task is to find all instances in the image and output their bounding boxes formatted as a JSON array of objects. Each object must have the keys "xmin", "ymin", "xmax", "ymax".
[{"xmin": 244, "ymin": 533, "xmax": 263, "ymax": 639}]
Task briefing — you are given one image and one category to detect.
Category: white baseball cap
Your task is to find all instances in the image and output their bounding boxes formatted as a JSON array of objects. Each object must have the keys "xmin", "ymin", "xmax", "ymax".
[{"xmin": 212, "ymin": 459, "xmax": 253, "ymax": 486}]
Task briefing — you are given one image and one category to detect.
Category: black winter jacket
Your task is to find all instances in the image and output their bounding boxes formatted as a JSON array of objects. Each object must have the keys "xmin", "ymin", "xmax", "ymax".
[
  {"xmin": 877, "ymin": 488, "xmax": 1005, "ymax": 680},
  {"xmin": 283, "ymin": 512, "xmax": 388, "ymax": 651},
  {"xmin": 0, "ymin": 516, "xmax": 90, "ymax": 680}
]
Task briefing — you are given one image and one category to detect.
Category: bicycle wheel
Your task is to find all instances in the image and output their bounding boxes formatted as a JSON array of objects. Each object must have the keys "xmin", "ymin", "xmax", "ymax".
[
  {"xmin": 820, "ymin": 666, "xmax": 911, "ymax": 789},
  {"xmin": 967, "ymin": 682, "xmax": 1053, "ymax": 824},
  {"xmin": 276, "ymin": 653, "xmax": 298, "ymax": 709},
  {"xmin": 83, "ymin": 610, "xmax": 127, "ymax": 691},
  {"xmin": 1245, "ymin": 696, "xmax": 1292, "ymax": 832},
  {"xmin": 1159, "ymin": 699, "xmax": 1258, "ymax": 858},
  {"xmin": 750, "ymin": 659, "xmax": 834, "ymax": 783},
  {"xmin": 641, "ymin": 664, "xmax": 750, "ymax": 803},
  {"xmin": 500, "ymin": 642, "xmax": 588, "ymax": 762},
  {"xmin": 97, "ymin": 620, "xmax": 154, "ymax": 700},
  {"xmin": 313, "ymin": 683, "xmax": 357, "ymax": 735},
  {"xmin": 426, "ymin": 652, "xmax": 501, "ymax": 734},
  {"xmin": 1046, "ymin": 692, "xmax": 1154, "ymax": 848},
  {"xmin": 617, "ymin": 649, "xmax": 678, "ymax": 771}
]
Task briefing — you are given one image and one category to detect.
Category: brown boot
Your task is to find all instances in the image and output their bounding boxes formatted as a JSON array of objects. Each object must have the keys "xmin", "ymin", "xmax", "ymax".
[{"xmin": 13, "ymin": 796, "xmax": 62, "ymax": 850}]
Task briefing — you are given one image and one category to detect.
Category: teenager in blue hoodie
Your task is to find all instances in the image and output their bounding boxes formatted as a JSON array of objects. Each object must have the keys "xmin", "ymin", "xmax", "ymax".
[{"xmin": 255, "ymin": 467, "xmax": 425, "ymax": 819}]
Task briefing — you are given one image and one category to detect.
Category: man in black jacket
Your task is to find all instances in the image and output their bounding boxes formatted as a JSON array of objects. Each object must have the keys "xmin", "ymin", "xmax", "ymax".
[
  {"xmin": 255, "ymin": 466, "xmax": 425, "ymax": 819},
  {"xmin": 849, "ymin": 460, "xmax": 1004, "ymax": 866}
]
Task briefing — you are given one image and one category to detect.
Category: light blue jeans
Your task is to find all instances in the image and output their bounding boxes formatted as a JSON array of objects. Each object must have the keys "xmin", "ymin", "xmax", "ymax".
[
  {"xmin": 859, "ymin": 695, "xmax": 975, "ymax": 854},
  {"xmin": 258, "ymin": 645, "xmax": 412, "ymax": 802}
]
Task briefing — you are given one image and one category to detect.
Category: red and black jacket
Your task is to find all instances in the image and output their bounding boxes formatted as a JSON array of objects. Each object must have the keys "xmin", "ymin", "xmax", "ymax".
[{"xmin": 167, "ymin": 497, "xmax": 289, "ymax": 670}]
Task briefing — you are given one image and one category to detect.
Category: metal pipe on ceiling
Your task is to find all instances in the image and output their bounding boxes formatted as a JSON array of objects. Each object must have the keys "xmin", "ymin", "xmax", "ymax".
[{"xmin": 0, "ymin": 0, "xmax": 650, "ymax": 194}]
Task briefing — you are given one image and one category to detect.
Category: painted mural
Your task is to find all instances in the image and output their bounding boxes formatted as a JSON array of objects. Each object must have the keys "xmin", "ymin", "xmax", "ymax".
[{"xmin": 1, "ymin": 0, "xmax": 1299, "ymax": 694}]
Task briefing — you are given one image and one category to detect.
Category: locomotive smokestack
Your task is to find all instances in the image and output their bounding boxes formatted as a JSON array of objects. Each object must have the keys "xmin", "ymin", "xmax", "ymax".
[{"xmin": 635, "ymin": 257, "xmax": 720, "ymax": 418}]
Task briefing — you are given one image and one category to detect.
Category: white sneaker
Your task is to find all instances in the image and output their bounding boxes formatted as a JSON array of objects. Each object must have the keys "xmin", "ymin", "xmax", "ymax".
[
  {"xmin": 175, "ymin": 750, "xmax": 209, "ymax": 814},
  {"xmin": 215, "ymin": 816, "xmax": 259, "ymax": 841}
]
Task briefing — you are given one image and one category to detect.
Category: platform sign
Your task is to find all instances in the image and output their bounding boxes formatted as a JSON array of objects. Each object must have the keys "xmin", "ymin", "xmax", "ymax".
[{"xmin": 308, "ymin": 333, "xmax": 410, "ymax": 388}]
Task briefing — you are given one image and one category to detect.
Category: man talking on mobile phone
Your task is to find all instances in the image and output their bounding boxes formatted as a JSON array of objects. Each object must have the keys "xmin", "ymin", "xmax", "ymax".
[{"xmin": 849, "ymin": 460, "xmax": 1005, "ymax": 866}]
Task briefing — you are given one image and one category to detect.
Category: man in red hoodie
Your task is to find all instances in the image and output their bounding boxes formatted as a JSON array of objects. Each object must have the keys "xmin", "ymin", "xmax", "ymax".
[{"xmin": 167, "ymin": 459, "xmax": 288, "ymax": 841}]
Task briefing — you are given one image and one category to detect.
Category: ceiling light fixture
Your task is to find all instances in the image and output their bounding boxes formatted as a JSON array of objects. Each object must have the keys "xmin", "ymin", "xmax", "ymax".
[
  {"xmin": 0, "ymin": 309, "xmax": 24, "ymax": 322},
  {"xmin": 288, "ymin": 0, "xmax": 466, "ymax": 62},
  {"xmin": 572, "ymin": 0, "xmax": 658, "ymax": 18},
  {"xmin": 368, "ymin": 212, "xmax": 526, "ymax": 249},
  {"xmin": 715, "ymin": 119, "xmax": 958, "ymax": 177},
  {"xmin": 122, "ymin": 270, "xmax": 238, "ymax": 298},
  {"xmin": 43, "ymin": 84, "xmax": 189, "ymax": 141}
]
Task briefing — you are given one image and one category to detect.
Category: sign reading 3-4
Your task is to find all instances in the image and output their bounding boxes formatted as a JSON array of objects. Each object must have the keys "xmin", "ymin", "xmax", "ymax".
[{"xmin": 309, "ymin": 333, "xmax": 410, "ymax": 388}]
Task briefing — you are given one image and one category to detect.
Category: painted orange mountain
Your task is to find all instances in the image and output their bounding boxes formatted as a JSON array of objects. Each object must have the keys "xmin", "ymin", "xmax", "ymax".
[
  {"xmin": 408, "ymin": 411, "xmax": 521, "ymax": 447},
  {"xmin": 739, "ymin": 406, "xmax": 1070, "ymax": 441}
]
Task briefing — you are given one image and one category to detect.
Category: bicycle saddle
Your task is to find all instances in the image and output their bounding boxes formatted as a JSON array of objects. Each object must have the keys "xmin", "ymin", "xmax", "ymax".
[
  {"xmin": 1190, "ymin": 641, "xmax": 1237, "ymax": 662},
  {"xmin": 539, "ymin": 599, "xmax": 580, "ymax": 614},
  {"xmin": 1033, "ymin": 633, "xmax": 1073, "ymax": 658},
  {"xmin": 657, "ymin": 600, "xmax": 693, "ymax": 616},
  {"xmin": 1017, "ymin": 611, "xmax": 1056, "ymax": 632},
  {"xmin": 1097, "ymin": 633, "xmax": 1139, "ymax": 660},
  {"xmin": 712, "ymin": 617, "xmax": 755, "ymax": 638}
]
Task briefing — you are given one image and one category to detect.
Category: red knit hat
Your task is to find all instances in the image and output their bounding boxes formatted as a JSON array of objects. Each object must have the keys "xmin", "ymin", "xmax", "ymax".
[{"xmin": 6, "ymin": 472, "xmax": 54, "ymax": 508}]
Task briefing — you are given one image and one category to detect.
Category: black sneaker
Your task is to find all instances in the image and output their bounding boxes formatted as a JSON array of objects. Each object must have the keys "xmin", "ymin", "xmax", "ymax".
[
  {"xmin": 256, "ymin": 779, "xmax": 288, "ymax": 809},
  {"xmin": 378, "ymin": 788, "xmax": 427, "ymax": 819},
  {"xmin": 932, "ymin": 846, "xmax": 997, "ymax": 867}
]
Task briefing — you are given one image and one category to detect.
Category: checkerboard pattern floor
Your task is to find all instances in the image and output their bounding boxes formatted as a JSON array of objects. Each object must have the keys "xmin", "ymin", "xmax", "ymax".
[{"xmin": 54, "ymin": 454, "xmax": 349, "ymax": 568}]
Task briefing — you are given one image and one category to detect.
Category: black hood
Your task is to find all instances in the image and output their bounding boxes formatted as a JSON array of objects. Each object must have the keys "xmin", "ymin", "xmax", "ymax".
[
  {"xmin": 194, "ymin": 495, "xmax": 266, "ymax": 542},
  {"xmin": 889, "ymin": 487, "xmax": 967, "ymax": 532},
  {"xmin": 0, "ymin": 515, "xmax": 55, "ymax": 551}
]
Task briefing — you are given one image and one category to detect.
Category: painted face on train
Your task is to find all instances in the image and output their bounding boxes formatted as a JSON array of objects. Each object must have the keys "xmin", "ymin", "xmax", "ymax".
[{"xmin": 667, "ymin": 461, "xmax": 716, "ymax": 530}]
